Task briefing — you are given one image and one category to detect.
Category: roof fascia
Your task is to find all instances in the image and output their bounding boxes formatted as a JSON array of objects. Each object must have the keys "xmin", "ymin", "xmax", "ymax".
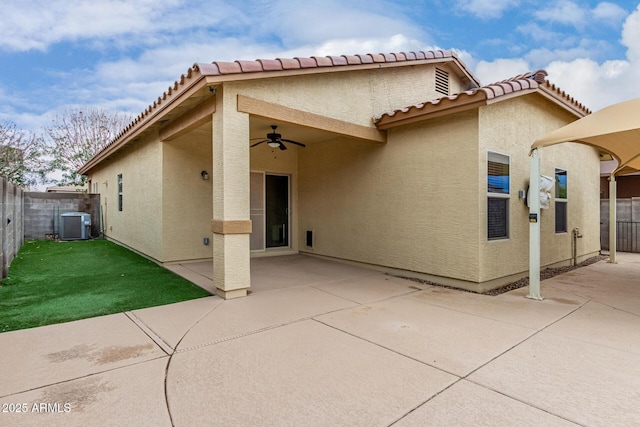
[
  {"xmin": 536, "ymin": 86, "xmax": 589, "ymax": 118},
  {"xmin": 79, "ymin": 76, "xmax": 208, "ymax": 174},
  {"xmin": 376, "ymin": 96, "xmax": 488, "ymax": 130}
]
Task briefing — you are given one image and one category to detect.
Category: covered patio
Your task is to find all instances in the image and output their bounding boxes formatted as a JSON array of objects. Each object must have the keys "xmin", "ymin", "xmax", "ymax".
[{"xmin": 165, "ymin": 253, "xmax": 411, "ymax": 297}]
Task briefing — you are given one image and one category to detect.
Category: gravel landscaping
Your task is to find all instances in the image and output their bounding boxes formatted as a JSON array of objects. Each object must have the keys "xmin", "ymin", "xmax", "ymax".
[{"xmin": 403, "ymin": 254, "xmax": 609, "ymax": 296}]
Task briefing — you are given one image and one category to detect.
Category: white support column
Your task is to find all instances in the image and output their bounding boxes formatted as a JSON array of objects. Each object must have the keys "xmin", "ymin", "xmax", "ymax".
[
  {"xmin": 211, "ymin": 90, "xmax": 252, "ymax": 299},
  {"xmin": 609, "ymin": 174, "xmax": 617, "ymax": 263},
  {"xmin": 527, "ymin": 148, "xmax": 542, "ymax": 300}
]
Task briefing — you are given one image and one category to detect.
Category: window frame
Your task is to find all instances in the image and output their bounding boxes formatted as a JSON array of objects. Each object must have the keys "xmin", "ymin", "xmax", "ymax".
[
  {"xmin": 117, "ymin": 173, "xmax": 123, "ymax": 212},
  {"xmin": 487, "ymin": 151, "xmax": 510, "ymax": 240},
  {"xmin": 555, "ymin": 168, "xmax": 567, "ymax": 233}
]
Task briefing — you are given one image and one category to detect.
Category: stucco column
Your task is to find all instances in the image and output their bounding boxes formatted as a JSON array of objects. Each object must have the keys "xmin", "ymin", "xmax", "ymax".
[{"xmin": 211, "ymin": 90, "xmax": 251, "ymax": 299}]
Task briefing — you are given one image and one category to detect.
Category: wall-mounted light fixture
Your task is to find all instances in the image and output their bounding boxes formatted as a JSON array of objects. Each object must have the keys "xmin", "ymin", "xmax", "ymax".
[{"xmin": 201, "ymin": 170, "xmax": 209, "ymax": 180}]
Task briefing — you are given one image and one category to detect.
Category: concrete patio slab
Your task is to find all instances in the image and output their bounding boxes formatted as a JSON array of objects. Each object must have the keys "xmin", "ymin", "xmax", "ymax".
[
  {"xmin": 176, "ymin": 286, "xmax": 356, "ymax": 351},
  {"xmin": 312, "ymin": 273, "xmax": 429, "ymax": 304},
  {"xmin": 130, "ymin": 296, "xmax": 222, "ymax": 350},
  {"xmin": 544, "ymin": 254, "xmax": 640, "ymax": 315},
  {"xmin": 468, "ymin": 331, "xmax": 640, "ymax": 426},
  {"xmin": 163, "ymin": 263, "xmax": 216, "ymax": 294},
  {"xmin": 543, "ymin": 300, "xmax": 640, "ymax": 355},
  {"xmin": 395, "ymin": 380, "xmax": 576, "ymax": 427},
  {"xmin": 406, "ymin": 285, "xmax": 587, "ymax": 330},
  {"xmin": 4, "ymin": 251, "xmax": 640, "ymax": 426},
  {"xmin": 0, "ymin": 358, "xmax": 171, "ymax": 427},
  {"xmin": 249, "ymin": 254, "xmax": 374, "ymax": 292},
  {"xmin": 167, "ymin": 319, "xmax": 456, "ymax": 426},
  {"xmin": 0, "ymin": 314, "xmax": 166, "ymax": 397},
  {"xmin": 316, "ymin": 296, "xmax": 535, "ymax": 377}
]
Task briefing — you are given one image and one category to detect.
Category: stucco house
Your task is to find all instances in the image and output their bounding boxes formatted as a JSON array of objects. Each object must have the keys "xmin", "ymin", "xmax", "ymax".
[{"xmin": 79, "ymin": 50, "xmax": 600, "ymax": 298}]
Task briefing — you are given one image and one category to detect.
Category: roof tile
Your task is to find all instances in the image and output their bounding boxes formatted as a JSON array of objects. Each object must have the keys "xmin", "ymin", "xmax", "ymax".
[
  {"xmin": 369, "ymin": 53, "xmax": 386, "ymax": 63},
  {"xmin": 296, "ymin": 57, "xmax": 318, "ymax": 68},
  {"xmin": 328, "ymin": 55, "xmax": 348, "ymax": 66},
  {"xmin": 342, "ymin": 55, "xmax": 362, "ymax": 65},
  {"xmin": 214, "ymin": 61, "xmax": 243, "ymax": 74},
  {"xmin": 356, "ymin": 54, "xmax": 375, "ymax": 64},
  {"xmin": 236, "ymin": 60, "xmax": 264, "ymax": 73},
  {"xmin": 394, "ymin": 52, "xmax": 407, "ymax": 61},
  {"xmin": 312, "ymin": 56, "xmax": 333, "ymax": 67},
  {"xmin": 278, "ymin": 58, "xmax": 302, "ymax": 70},
  {"xmin": 257, "ymin": 59, "xmax": 284, "ymax": 71},
  {"xmin": 376, "ymin": 68, "xmax": 591, "ymax": 125}
]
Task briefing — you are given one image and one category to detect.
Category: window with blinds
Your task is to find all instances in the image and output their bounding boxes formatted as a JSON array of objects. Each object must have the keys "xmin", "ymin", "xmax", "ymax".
[
  {"xmin": 555, "ymin": 168, "xmax": 567, "ymax": 233},
  {"xmin": 487, "ymin": 151, "xmax": 510, "ymax": 239},
  {"xmin": 435, "ymin": 68, "xmax": 449, "ymax": 96}
]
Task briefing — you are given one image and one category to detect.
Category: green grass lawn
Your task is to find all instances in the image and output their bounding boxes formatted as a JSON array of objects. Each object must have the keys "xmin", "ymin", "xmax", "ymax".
[{"xmin": 0, "ymin": 239, "xmax": 211, "ymax": 333}]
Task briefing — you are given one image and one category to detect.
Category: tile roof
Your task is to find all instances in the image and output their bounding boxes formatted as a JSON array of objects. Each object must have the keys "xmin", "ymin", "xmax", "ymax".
[
  {"xmin": 194, "ymin": 50, "xmax": 466, "ymax": 76},
  {"xmin": 80, "ymin": 50, "xmax": 478, "ymax": 173},
  {"xmin": 375, "ymin": 70, "xmax": 591, "ymax": 129}
]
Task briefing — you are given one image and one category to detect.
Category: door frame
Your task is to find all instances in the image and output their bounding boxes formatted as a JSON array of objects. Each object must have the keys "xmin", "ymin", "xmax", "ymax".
[{"xmin": 250, "ymin": 171, "xmax": 291, "ymax": 252}]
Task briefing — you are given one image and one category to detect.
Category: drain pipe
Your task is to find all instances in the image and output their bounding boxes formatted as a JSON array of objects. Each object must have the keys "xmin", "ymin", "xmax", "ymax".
[{"xmin": 572, "ymin": 227, "xmax": 583, "ymax": 266}]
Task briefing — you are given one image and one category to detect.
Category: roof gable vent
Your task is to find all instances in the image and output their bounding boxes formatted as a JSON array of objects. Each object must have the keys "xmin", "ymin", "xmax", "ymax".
[{"xmin": 435, "ymin": 67, "xmax": 449, "ymax": 96}]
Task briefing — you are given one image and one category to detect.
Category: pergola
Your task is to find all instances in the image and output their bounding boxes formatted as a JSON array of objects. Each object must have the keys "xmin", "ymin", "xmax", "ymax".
[{"xmin": 527, "ymin": 97, "xmax": 640, "ymax": 299}]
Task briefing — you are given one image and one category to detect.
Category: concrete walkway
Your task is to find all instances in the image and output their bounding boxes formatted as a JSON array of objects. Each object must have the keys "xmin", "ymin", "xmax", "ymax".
[{"xmin": 1, "ymin": 253, "xmax": 639, "ymax": 426}]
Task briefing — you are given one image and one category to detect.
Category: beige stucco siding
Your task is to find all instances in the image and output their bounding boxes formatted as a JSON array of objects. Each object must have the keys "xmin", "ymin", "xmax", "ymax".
[
  {"xmin": 88, "ymin": 133, "xmax": 164, "ymax": 261},
  {"xmin": 232, "ymin": 64, "xmax": 466, "ymax": 127},
  {"xmin": 298, "ymin": 110, "xmax": 480, "ymax": 282},
  {"xmin": 161, "ymin": 125, "xmax": 213, "ymax": 262},
  {"xmin": 477, "ymin": 95, "xmax": 600, "ymax": 282}
]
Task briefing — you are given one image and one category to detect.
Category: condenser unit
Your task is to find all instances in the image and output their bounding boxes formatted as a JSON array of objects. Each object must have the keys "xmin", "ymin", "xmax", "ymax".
[{"xmin": 60, "ymin": 212, "xmax": 91, "ymax": 240}]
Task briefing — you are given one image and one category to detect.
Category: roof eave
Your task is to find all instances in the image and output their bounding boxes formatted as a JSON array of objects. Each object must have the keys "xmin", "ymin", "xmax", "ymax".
[{"xmin": 79, "ymin": 73, "xmax": 208, "ymax": 175}]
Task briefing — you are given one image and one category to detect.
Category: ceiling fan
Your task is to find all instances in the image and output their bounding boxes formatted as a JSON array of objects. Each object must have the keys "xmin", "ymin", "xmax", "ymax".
[{"xmin": 250, "ymin": 125, "xmax": 306, "ymax": 150}]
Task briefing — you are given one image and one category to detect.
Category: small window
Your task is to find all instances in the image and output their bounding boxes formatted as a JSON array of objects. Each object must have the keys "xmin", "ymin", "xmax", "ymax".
[
  {"xmin": 117, "ymin": 174, "xmax": 123, "ymax": 211},
  {"xmin": 488, "ymin": 152, "xmax": 510, "ymax": 240},
  {"xmin": 435, "ymin": 68, "xmax": 449, "ymax": 96},
  {"xmin": 555, "ymin": 169, "xmax": 567, "ymax": 233}
]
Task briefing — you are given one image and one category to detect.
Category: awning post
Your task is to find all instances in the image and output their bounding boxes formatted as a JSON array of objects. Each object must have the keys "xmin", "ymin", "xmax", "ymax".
[
  {"xmin": 609, "ymin": 174, "xmax": 617, "ymax": 263},
  {"xmin": 527, "ymin": 148, "xmax": 542, "ymax": 300}
]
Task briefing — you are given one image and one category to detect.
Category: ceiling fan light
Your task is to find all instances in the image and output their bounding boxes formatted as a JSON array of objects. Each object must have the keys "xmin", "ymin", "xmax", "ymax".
[{"xmin": 267, "ymin": 141, "xmax": 280, "ymax": 148}]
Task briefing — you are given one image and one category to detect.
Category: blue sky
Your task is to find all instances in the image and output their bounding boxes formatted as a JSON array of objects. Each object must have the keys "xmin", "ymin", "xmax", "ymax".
[{"xmin": 1, "ymin": 0, "xmax": 639, "ymax": 131}]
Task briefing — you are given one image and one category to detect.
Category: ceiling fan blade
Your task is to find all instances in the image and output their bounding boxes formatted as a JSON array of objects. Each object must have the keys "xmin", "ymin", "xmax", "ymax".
[
  {"xmin": 250, "ymin": 140, "xmax": 268, "ymax": 147},
  {"xmin": 281, "ymin": 139, "xmax": 306, "ymax": 147},
  {"xmin": 278, "ymin": 142, "xmax": 287, "ymax": 150}
]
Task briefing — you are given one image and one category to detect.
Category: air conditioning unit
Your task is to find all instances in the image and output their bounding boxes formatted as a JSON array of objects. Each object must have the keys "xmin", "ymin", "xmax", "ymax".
[{"xmin": 60, "ymin": 212, "xmax": 91, "ymax": 241}]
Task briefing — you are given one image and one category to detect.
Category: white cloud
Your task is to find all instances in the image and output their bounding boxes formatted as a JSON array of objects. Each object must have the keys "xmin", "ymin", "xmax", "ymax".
[
  {"xmin": 0, "ymin": 0, "xmax": 246, "ymax": 52},
  {"xmin": 454, "ymin": 0, "xmax": 519, "ymax": 19},
  {"xmin": 534, "ymin": 1, "xmax": 588, "ymax": 28},
  {"xmin": 474, "ymin": 4, "xmax": 640, "ymax": 111},
  {"xmin": 473, "ymin": 58, "xmax": 530, "ymax": 85},
  {"xmin": 534, "ymin": 1, "xmax": 629, "ymax": 29},
  {"xmin": 592, "ymin": 2, "xmax": 628, "ymax": 25}
]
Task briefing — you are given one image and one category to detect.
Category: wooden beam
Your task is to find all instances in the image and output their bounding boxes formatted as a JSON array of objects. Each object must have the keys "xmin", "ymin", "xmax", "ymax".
[
  {"xmin": 159, "ymin": 95, "xmax": 216, "ymax": 141},
  {"xmin": 237, "ymin": 95, "xmax": 386, "ymax": 143}
]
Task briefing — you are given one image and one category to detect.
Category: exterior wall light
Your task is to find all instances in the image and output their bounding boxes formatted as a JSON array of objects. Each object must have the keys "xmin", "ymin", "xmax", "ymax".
[{"xmin": 201, "ymin": 170, "xmax": 209, "ymax": 180}]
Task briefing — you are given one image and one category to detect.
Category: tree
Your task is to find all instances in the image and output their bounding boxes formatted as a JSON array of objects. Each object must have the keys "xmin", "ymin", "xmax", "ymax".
[
  {"xmin": 45, "ymin": 108, "xmax": 132, "ymax": 186},
  {"xmin": 0, "ymin": 120, "xmax": 49, "ymax": 188}
]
